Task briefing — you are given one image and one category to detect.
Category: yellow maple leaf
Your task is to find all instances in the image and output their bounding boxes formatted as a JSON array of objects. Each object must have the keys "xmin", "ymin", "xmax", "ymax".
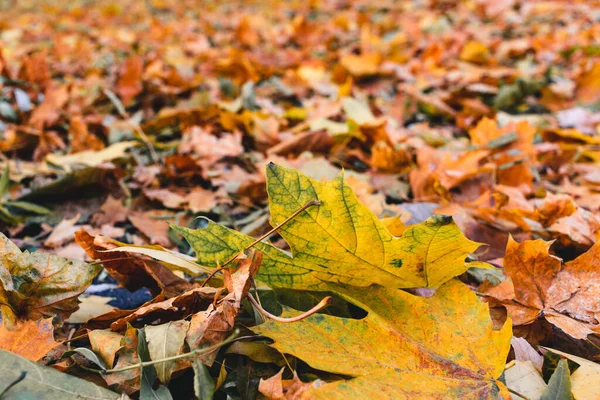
[
  {"xmin": 255, "ymin": 279, "xmax": 512, "ymax": 399},
  {"xmin": 175, "ymin": 164, "xmax": 484, "ymax": 289}
]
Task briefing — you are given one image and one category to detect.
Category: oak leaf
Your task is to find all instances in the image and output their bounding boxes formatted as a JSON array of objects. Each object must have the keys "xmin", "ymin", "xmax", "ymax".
[
  {"xmin": 254, "ymin": 280, "xmax": 512, "ymax": 399},
  {"xmin": 175, "ymin": 163, "xmax": 484, "ymax": 290}
]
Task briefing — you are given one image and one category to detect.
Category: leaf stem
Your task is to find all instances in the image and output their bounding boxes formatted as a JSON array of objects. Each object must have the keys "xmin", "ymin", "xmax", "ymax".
[
  {"xmin": 247, "ymin": 293, "xmax": 332, "ymax": 323},
  {"xmin": 60, "ymin": 332, "xmax": 89, "ymax": 344},
  {"xmin": 200, "ymin": 199, "xmax": 321, "ymax": 287},
  {"xmin": 506, "ymin": 387, "xmax": 531, "ymax": 400}
]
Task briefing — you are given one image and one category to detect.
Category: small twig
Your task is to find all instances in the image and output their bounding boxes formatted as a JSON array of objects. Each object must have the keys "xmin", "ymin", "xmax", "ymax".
[
  {"xmin": 247, "ymin": 293, "xmax": 332, "ymax": 323},
  {"xmin": 60, "ymin": 332, "xmax": 89, "ymax": 345},
  {"xmin": 132, "ymin": 123, "xmax": 160, "ymax": 164},
  {"xmin": 251, "ymin": 277, "xmax": 262, "ymax": 308},
  {"xmin": 506, "ymin": 387, "xmax": 531, "ymax": 400},
  {"xmin": 200, "ymin": 200, "xmax": 321, "ymax": 287},
  {"xmin": 66, "ymin": 328, "xmax": 76, "ymax": 351},
  {"xmin": 88, "ymin": 330, "xmax": 239, "ymax": 374},
  {"xmin": 243, "ymin": 199, "xmax": 321, "ymax": 252},
  {"xmin": 0, "ymin": 371, "xmax": 26, "ymax": 397},
  {"xmin": 88, "ymin": 256, "xmax": 138, "ymax": 266},
  {"xmin": 586, "ymin": 338, "xmax": 600, "ymax": 352}
]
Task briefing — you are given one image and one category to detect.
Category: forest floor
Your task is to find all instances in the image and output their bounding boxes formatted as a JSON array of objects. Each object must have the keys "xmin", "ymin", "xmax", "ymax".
[{"xmin": 1, "ymin": 1, "xmax": 600, "ymax": 399}]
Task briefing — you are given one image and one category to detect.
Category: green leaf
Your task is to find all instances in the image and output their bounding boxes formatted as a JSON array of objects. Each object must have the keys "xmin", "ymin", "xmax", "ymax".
[
  {"xmin": 0, "ymin": 206, "xmax": 22, "ymax": 225},
  {"xmin": 18, "ymin": 167, "xmax": 106, "ymax": 202},
  {"xmin": 541, "ymin": 348, "xmax": 600, "ymax": 400},
  {"xmin": 486, "ymin": 132, "xmax": 519, "ymax": 149},
  {"xmin": 4, "ymin": 200, "xmax": 51, "ymax": 215},
  {"xmin": 61, "ymin": 348, "xmax": 107, "ymax": 371},
  {"xmin": 192, "ymin": 358, "xmax": 215, "ymax": 400},
  {"xmin": 0, "ymin": 350, "xmax": 120, "ymax": 399},
  {"xmin": 543, "ymin": 351, "xmax": 579, "ymax": 382},
  {"xmin": 0, "ymin": 164, "xmax": 9, "ymax": 199},
  {"xmin": 241, "ymin": 81, "xmax": 260, "ymax": 111},
  {"xmin": 175, "ymin": 164, "xmax": 482, "ymax": 290},
  {"xmin": 541, "ymin": 360, "xmax": 573, "ymax": 400},
  {"xmin": 172, "ymin": 219, "xmax": 317, "ymax": 289},
  {"xmin": 138, "ymin": 329, "xmax": 173, "ymax": 400}
]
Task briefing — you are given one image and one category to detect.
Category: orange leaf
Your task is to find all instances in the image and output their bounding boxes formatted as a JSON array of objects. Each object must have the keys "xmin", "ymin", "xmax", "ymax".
[
  {"xmin": 116, "ymin": 55, "xmax": 143, "ymax": 106},
  {"xmin": 499, "ymin": 236, "xmax": 600, "ymax": 339},
  {"xmin": 0, "ymin": 318, "xmax": 60, "ymax": 361}
]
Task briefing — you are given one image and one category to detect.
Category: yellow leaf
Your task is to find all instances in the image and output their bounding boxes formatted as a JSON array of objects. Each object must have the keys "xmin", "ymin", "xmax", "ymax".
[
  {"xmin": 89, "ymin": 329, "xmax": 123, "ymax": 368},
  {"xmin": 175, "ymin": 164, "xmax": 483, "ymax": 290},
  {"xmin": 380, "ymin": 216, "xmax": 406, "ymax": 236},
  {"xmin": 342, "ymin": 96, "xmax": 376, "ymax": 125},
  {"xmin": 505, "ymin": 361, "xmax": 548, "ymax": 399},
  {"xmin": 254, "ymin": 280, "xmax": 512, "ymax": 399},
  {"xmin": 339, "ymin": 52, "xmax": 381, "ymax": 77},
  {"xmin": 45, "ymin": 141, "xmax": 137, "ymax": 171},
  {"xmin": 460, "ymin": 40, "xmax": 490, "ymax": 64}
]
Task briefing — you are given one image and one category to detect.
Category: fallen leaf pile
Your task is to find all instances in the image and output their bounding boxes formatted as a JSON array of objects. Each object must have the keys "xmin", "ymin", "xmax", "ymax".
[{"xmin": 1, "ymin": 0, "xmax": 600, "ymax": 399}]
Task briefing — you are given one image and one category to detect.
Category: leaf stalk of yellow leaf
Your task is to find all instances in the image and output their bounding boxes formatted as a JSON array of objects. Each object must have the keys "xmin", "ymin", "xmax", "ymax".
[
  {"xmin": 247, "ymin": 293, "xmax": 332, "ymax": 323},
  {"xmin": 200, "ymin": 200, "xmax": 321, "ymax": 287}
]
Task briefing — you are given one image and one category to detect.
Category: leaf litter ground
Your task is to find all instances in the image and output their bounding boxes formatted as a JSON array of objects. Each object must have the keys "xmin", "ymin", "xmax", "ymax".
[{"xmin": 1, "ymin": 0, "xmax": 600, "ymax": 399}]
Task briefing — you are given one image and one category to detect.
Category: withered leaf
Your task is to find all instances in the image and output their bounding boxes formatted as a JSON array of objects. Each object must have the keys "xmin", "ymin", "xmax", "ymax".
[
  {"xmin": 497, "ymin": 237, "xmax": 600, "ymax": 339},
  {"xmin": 0, "ymin": 233, "xmax": 101, "ymax": 328},
  {"xmin": 0, "ymin": 318, "xmax": 60, "ymax": 361}
]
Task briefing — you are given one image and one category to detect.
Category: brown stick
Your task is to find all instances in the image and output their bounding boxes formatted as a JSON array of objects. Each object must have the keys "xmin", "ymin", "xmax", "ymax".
[{"xmin": 200, "ymin": 199, "xmax": 321, "ymax": 287}]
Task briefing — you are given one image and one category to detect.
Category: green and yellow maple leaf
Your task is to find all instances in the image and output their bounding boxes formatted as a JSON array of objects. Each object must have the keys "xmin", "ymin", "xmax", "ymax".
[
  {"xmin": 254, "ymin": 279, "xmax": 512, "ymax": 399},
  {"xmin": 174, "ymin": 163, "xmax": 483, "ymax": 290}
]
